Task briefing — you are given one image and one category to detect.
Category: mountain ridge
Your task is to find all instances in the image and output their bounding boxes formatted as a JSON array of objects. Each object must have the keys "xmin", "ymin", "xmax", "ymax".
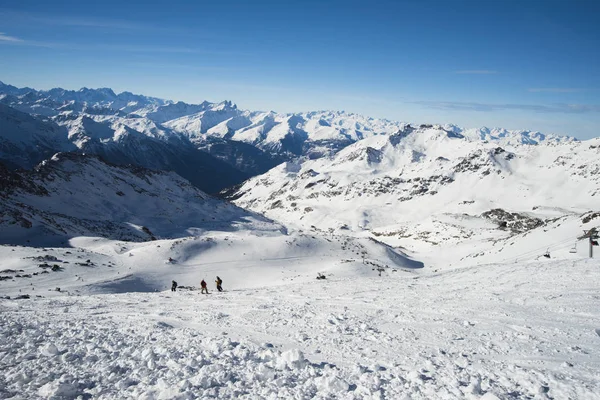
[
  {"xmin": 0, "ymin": 81, "xmax": 579, "ymax": 195},
  {"xmin": 0, "ymin": 152, "xmax": 282, "ymax": 246}
]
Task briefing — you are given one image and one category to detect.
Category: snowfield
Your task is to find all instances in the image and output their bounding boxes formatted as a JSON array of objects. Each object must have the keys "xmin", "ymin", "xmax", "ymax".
[{"xmin": 1, "ymin": 239, "xmax": 599, "ymax": 399}]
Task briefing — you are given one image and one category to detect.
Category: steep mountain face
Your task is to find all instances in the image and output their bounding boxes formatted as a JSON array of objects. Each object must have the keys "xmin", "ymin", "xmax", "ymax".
[
  {"xmin": 0, "ymin": 104, "xmax": 76, "ymax": 169},
  {"xmin": 195, "ymin": 138, "xmax": 285, "ymax": 176},
  {"xmin": 77, "ymin": 133, "xmax": 250, "ymax": 194},
  {"xmin": 228, "ymin": 125, "xmax": 599, "ymax": 265},
  {"xmin": 0, "ymin": 153, "xmax": 281, "ymax": 246},
  {"xmin": 0, "ymin": 105, "xmax": 248, "ymax": 193},
  {"xmin": 137, "ymin": 100, "xmax": 217, "ymax": 123}
]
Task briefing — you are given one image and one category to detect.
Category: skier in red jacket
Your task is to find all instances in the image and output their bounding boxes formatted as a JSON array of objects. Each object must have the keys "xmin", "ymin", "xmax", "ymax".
[{"xmin": 200, "ymin": 279, "xmax": 209, "ymax": 294}]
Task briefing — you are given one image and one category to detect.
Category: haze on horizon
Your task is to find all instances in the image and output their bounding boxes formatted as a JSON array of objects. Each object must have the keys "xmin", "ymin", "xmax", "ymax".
[{"xmin": 0, "ymin": 0, "xmax": 599, "ymax": 139}]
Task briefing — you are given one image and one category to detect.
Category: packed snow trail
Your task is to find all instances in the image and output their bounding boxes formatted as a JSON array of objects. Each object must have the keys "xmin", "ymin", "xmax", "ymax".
[{"xmin": 1, "ymin": 259, "xmax": 599, "ymax": 399}]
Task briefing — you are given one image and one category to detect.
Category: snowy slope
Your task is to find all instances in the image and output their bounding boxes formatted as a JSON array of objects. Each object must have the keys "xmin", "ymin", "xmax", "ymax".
[
  {"xmin": 1, "ymin": 171, "xmax": 598, "ymax": 398},
  {"xmin": 144, "ymin": 100, "xmax": 234, "ymax": 124},
  {"xmin": 230, "ymin": 125, "xmax": 600, "ymax": 268},
  {"xmin": 1, "ymin": 249, "xmax": 598, "ymax": 399}
]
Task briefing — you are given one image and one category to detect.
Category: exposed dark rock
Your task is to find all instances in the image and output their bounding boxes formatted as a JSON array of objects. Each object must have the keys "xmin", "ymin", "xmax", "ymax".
[
  {"xmin": 481, "ymin": 208, "xmax": 544, "ymax": 233},
  {"xmin": 582, "ymin": 211, "xmax": 600, "ymax": 224},
  {"xmin": 0, "ymin": 269, "xmax": 24, "ymax": 273},
  {"xmin": 28, "ymin": 255, "xmax": 59, "ymax": 262},
  {"xmin": 141, "ymin": 226, "xmax": 156, "ymax": 240},
  {"xmin": 270, "ymin": 200, "xmax": 283, "ymax": 209}
]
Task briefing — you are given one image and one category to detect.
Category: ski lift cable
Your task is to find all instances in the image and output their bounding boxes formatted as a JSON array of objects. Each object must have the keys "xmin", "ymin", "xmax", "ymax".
[
  {"xmin": 506, "ymin": 240, "xmax": 574, "ymax": 262},
  {"xmin": 500, "ymin": 237, "xmax": 577, "ymax": 264},
  {"xmin": 507, "ymin": 242, "xmax": 574, "ymax": 263},
  {"xmin": 504, "ymin": 237, "xmax": 573, "ymax": 260},
  {"xmin": 460, "ymin": 236, "xmax": 586, "ymax": 271}
]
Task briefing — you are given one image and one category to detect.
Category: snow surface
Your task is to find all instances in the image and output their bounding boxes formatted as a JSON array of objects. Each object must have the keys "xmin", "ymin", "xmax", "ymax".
[
  {"xmin": 1, "ymin": 240, "xmax": 599, "ymax": 399},
  {"xmin": 1, "ymin": 181, "xmax": 599, "ymax": 399}
]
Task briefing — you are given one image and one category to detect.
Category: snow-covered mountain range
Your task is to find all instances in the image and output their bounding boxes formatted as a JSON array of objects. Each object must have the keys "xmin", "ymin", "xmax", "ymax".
[
  {"xmin": 2, "ymin": 81, "xmax": 600, "ymax": 399},
  {"xmin": 1, "ymin": 80, "xmax": 597, "ymax": 265},
  {"xmin": 0, "ymin": 81, "xmax": 571, "ymax": 193},
  {"xmin": 228, "ymin": 124, "xmax": 600, "ymax": 267}
]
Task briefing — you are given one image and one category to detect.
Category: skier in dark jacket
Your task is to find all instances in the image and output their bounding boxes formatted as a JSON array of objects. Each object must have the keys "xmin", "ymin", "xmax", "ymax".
[
  {"xmin": 200, "ymin": 279, "xmax": 209, "ymax": 294},
  {"xmin": 215, "ymin": 276, "xmax": 223, "ymax": 292},
  {"xmin": 171, "ymin": 280, "xmax": 178, "ymax": 292}
]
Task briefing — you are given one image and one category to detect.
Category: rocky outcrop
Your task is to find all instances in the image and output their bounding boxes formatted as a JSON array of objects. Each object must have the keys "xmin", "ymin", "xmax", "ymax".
[{"xmin": 481, "ymin": 209, "xmax": 544, "ymax": 233}]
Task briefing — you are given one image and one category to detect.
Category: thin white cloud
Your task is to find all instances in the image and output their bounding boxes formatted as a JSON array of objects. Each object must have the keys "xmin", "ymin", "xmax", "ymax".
[
  {"xmin": 331, "ymin": 94, "xmax": 398, "ymax": 104},
  {"xmin": 0, "ymin": 9, "xmax": 207, "ymax": 36},
  {"xmin": 124, "ymin": 61, "xmax": 234, "ymax": 70},
  {"xmin": 0, "ymin": 9, "xmax": 147, "ymax": 31},
  {"xmin": 0, "ymin": 32, "xmax": 23, "ymax": 42},
  {"xmin": 454, "ymin": 70, "xmax": 498, "ymax": 75},
  {"xmin": 415, "ymin": 100, "xmax": 600, "ymax": 114},
  {"xmin": 89, "ymin": 43, "xmax": 251, "ymax": 57},
  {"xmin": 0, "ymin": 36, "xmax": 248, "ymax": 56},
  {"xmin": 528, "ymin": 88, "xmax": 586, "ymax": 93}
]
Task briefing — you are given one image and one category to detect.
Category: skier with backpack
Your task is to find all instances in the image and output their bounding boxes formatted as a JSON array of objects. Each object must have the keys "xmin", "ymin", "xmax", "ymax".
[
  {"xmin": 200, "ymin": 279, "xmax": 209, "ymax": 294},
  {"xmin": 171, "ymin": 280, "xmax": 178, "ymax": 292},
  {"xmin": 215, "ymin": 276, "xmax": 223, "ymax": 292}
]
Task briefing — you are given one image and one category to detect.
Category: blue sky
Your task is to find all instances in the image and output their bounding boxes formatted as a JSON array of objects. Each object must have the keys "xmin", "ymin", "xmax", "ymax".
[{"xmin": 0, "ymin": 0, "xmax": 599, "ymax": 138}]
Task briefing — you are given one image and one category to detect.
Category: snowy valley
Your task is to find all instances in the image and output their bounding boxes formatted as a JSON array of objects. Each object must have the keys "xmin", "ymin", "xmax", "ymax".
[{"xmin": 1, "ymin": 82, "xmax": 600, "ymax": 399}]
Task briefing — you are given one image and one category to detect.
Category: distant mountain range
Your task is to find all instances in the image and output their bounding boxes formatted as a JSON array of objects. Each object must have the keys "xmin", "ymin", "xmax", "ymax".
[{"xmin": 0, "ymin": 81, "xmax": 571, "ymax": 193}]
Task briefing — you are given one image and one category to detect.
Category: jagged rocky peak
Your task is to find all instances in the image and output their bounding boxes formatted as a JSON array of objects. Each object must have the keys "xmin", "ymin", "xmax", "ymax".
[{"xmin": 343, "ymin": 146, "xmax": 383, "ymax": 164}]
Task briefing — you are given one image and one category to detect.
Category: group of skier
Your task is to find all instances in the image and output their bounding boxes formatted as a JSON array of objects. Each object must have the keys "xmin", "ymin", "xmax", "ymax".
[{"xmin": 170, "ymin": 276, "xmax": 223, "ymax": 293}]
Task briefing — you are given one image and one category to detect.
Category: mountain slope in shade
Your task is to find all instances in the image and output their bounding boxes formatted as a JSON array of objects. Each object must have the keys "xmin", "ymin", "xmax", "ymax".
[
  {"xmin": 0, "ymin": 104, "xmax": 76, "ymax": 169},
  {"xmin": 0, "ymin": 104, "xmax": 249, "ymax": 193},
  {"xmin": 0, "ymin": 153, "xmax": 277, "ymax": 245}
]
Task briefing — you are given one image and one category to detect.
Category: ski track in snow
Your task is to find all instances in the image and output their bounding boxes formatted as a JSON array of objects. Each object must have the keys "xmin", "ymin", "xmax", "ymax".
[{"xmin": 1, "ymin": 258, "xmax": 599, "ymax": 399}]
